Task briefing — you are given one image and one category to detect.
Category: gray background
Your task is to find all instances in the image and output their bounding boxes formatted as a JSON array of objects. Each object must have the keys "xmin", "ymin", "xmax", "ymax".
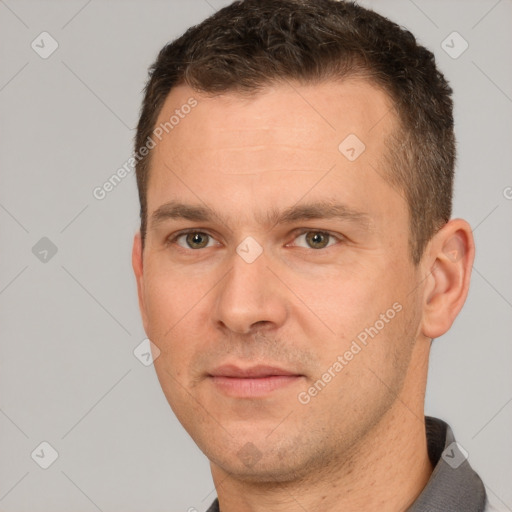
[{"xmin": 0, "ymin": 0, "xmax": 511, "ymax": 510}]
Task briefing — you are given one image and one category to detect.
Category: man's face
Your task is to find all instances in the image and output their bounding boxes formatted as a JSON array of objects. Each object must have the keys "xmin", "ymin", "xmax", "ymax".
[{"xmin": 134, "ymin": 79, "xmax": 426, "ymax": 481}]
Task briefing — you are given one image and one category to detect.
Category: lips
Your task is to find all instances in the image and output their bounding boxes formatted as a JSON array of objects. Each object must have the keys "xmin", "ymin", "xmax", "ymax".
[
  {"xmin": 208, "ymin": 364, "xmax": 303, "ymax": 398},
  {"xmin": 209, "ymin": 364, "xmax": 299, "ymax": 378}
]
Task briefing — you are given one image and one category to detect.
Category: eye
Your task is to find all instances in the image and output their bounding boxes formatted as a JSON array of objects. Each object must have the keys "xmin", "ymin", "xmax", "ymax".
[
  {"xmin": 291, "ymin": 230, "xmax": 340, "ymax": 250},
  {"xmin": 170, "ymin": 231, "xmax": 217, "ymax": 250},
  {"xmin": 167, "ymin": 229, "xmax": 342, "ymax": 252}
]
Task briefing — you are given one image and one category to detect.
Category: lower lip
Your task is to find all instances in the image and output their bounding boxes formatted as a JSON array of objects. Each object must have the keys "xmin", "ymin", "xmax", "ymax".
[{"xmin": 210, "ymin": 375, "xmax": 302, "ymax": 397}]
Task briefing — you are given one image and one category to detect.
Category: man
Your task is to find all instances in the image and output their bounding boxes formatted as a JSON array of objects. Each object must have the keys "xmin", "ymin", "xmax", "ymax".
[{"xmin": 131, "ymin": 1, "xmax": 499, "ymax": 510}]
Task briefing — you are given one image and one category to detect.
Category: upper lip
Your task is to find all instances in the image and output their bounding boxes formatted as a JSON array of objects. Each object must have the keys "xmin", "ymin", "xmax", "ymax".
[{"xmin": 209, "ymin": 364, "xmax": 301, "ymax": 378}]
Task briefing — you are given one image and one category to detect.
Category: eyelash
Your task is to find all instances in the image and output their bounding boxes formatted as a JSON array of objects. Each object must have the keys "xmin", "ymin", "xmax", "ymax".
[{"xmin": 165, "ymin": 229, "xmax": 344, "ymax": 251}]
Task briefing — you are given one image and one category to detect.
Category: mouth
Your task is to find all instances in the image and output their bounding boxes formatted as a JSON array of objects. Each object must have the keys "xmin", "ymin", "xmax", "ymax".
[{"xmin": 208, "ymin": 364, "xmax": 304, "ymax": 398}]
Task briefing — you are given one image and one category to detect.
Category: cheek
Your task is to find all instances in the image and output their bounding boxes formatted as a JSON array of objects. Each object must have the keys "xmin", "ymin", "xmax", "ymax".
[
  {"xmin": 142, "ymin": 270, "xmax": 196, "ymax": 376},
  {"xmin": 297, "ymin": 298, "xmax": 417, "ymax": 428},
  {"xmin": 306, "ymin": 263, "xmax": 397, "ymax": 341},
  {"xmin": 143, "ymin": 264, "xmax": 191, "ymax": 332},
  {"xmin": 306, "ymin": 264, "xmax": 419, "ymax": 392}
]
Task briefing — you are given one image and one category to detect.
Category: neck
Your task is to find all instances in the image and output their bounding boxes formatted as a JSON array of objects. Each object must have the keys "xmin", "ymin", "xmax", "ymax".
[{"xmin": 211, "ymin": 344, "xmax": 433, "ymax": 512}]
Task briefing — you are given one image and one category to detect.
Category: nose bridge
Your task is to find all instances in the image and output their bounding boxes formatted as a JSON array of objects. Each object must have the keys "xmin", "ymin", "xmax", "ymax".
[{"xmin": 213, "ymin": 238, "xmax": 287, "ymax": 334}]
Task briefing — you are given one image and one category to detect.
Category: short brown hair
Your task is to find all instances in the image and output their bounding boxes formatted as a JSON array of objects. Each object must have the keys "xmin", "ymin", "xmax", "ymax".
[{"xmin": 135, "ymin": 0, "xmax": 455, "ymax": 264}]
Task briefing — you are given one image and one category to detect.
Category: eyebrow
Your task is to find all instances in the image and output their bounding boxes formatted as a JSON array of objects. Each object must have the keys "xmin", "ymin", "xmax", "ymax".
[{"xmin": 149, "ymin": 199, "xmax": 371, "ymax": 231}]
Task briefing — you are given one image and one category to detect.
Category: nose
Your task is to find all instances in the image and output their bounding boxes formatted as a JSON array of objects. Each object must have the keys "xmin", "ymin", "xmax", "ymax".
[{"xmin": 213, "ymin": 245, "xmax": 288, "ymax": 335}]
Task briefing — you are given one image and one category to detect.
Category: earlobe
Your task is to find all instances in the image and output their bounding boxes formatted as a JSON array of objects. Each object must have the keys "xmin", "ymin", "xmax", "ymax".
[{"xmin": 421, "ymin": 219, "xmax": 475, "ymax": 339}]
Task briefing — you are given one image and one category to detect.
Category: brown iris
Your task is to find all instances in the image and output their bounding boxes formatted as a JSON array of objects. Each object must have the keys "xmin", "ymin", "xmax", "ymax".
[
  {"xmin": 305, "ymin": 231, "xmax": 330, "ymax": 249},
  {"xmin": 186, "ymin": 232, "xmax": 209, "ymax": 249}
]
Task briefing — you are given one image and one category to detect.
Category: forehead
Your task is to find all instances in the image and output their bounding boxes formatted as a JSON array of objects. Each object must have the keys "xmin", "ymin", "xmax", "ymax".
[
  {"xmin": 153, "ymin": 79, "xmax": 396, "ymax": 168},
  {"xmin": 145, "ymin": 79, "xmax": 404, "ymax": 229}
]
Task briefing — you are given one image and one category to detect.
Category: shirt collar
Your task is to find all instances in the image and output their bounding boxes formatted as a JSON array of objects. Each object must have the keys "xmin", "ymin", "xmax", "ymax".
[{"xmin": 407, "ymin": 416, "xmax": 486, "ymax": 511}]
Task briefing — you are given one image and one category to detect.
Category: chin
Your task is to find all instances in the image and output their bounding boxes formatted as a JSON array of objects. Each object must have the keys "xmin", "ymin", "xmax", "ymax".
[
  {"xmin": 206, "ymin": 438, "xmax": 316, "ymax": 485},
  {"xmin": 212, "ymin": 457, "xmax": 307, "ymax": 484}
]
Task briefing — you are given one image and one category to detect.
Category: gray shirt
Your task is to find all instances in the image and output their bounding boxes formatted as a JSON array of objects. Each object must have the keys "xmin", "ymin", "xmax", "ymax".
[{"xmin": 206, "ymin": 416, "xmax": 491, "ymax": 511}]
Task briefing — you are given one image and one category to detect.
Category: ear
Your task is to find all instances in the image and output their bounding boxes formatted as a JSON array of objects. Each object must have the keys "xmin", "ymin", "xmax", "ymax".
[
  {"xmin": 132, "ymin": 231, "xmax": 149, "ymax": 331},
  {"xmin": 420, "ymin": 218, "xmax": 475, "ymax": 339}
]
